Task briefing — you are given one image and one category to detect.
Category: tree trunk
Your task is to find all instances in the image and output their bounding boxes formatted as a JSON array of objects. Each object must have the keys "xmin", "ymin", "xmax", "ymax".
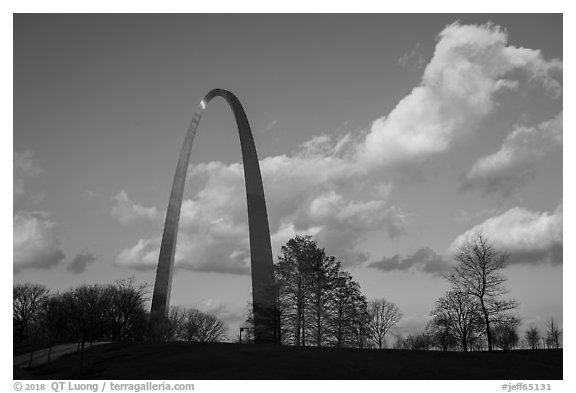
[
  {"xmin": 294, "ymin": 282, "xmax": 302, "ymax": 346},
  {"xmin": 275, "ymin": 295, "xmax": 282, "ymax": 345},
  {"xmin": 301, "ymin": 303, "xmax": 306, "ymax": 347},
  {"xmin": 316, "ymin": 290, "xmax": 321, "ymax": 347},
  {"xmin": 336, "ymin": 298, "xmax": 343, "ymax": 348},
  {"xmin": 480, "ymin": 298, "xmax": 492, "ymax": 351}
]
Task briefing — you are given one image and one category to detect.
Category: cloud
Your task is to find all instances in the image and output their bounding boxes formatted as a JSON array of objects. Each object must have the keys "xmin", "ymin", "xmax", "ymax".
[
  {"xmin": 370, "ymin": 247, "xmax": 451, "ymax": 275},
  {"xmin": 397, "ymin": 43, "xmax": 426, "ymax": 71},
  {"xmin": 14, "ymin": 151, "xmax": 42, "ymax": 197},
  {"xmin": 115, "ymin": 22, "xmax": 561, "ymax": 275},
  {"xmin": 260, "ymin": 119, "xmax": 278, "ymax": 133},
  {"xmin": 300, "ymin": 190, "xmax": 407, "ymax": 264},
  {"xmin": 448, "ymin": 202, "xmax": 562, "ymax": 266},
  {"xmin": 116, "ymin": 238, "xmax": 160, "ymax": 270},
  {"xmin": 194, "ymin": 298, "xmax": 245, "ymax": 325},
  {"xmin": 111, "ymin": 190, "xmax": 160, "ymax": 224},
  {"xmin": 115, "ymin": 230, "xmax": 251, "ymax": 275},
  {"xmin": 177, "ymin": 298, "xmax": 247, "ymax": 338},
  {"xmin": 358, "ymin": 22, "xmax": 562, "ymax": 167},
  {"xmin": 13, "ymin": 211, "xmax": 66, "ymax": 273},
  {"xmin": 455, "ymin": 207, "xmax": 502, "ymax": 224},
  {"xmin": 395, "ymin": 313, "xmax": 431, "ymax": 335},
  {"xmin": 370, "ymin": 202, "xmax": 562, "ymax": 276},
  {"xmin": 14, "ymin": 153, "xmax": 98, "ymax": 275},
  {"xmin": 116, "ymin": 151, "xmax": 406, "ymax": 272},
  {"xmin": 67, "ymin": 251, "xmax": 98, "ymax": 274},
  {"xmin": 462, "ymin": 112, "xmax": 562, "ymax": 196},
  {"xmin": 82, "ymin": 190, "xmax": 98, "ymax": 199}
]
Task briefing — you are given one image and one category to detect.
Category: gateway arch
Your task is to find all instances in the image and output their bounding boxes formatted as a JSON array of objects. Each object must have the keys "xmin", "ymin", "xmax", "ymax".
[{"xmin": 149, "ymin": 89, "xmax": 278, "ymax": 344}]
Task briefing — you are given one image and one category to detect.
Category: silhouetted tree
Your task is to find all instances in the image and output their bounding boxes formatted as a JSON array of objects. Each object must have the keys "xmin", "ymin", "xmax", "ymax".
[
  {"xmin": 237, "ymin": 301, "xmax": 256, "ymax": 344},
  {"xmin": 392, "ymin": 334, "xmax": 405, "ymax": 349},
  {"xmin": 327, "ymin": 271, "xmax": 370, "ymax": 348},
  {"xmin": 181, "ymin": 308, "xmax": 227, "ymax": 342},
  {"xmin": 65, "ymin": 284, "xmax": 113, "ymax": 349},
  {"xmin": 447, "ymin": 233, "xmax": 518, "ymax": 351},
  {"xmin": 426, "ymin": 321, "xmax": 457, "ymax": 351},
  {"xmin": 275, "ymin": 235, "xmax": 370, "ymax": 348},
  {"xmin": 163, "ymin": 306, "xmax": 186, "ymax": 340},
  {"xmin": 107, "ymin": 278, "xmax": 148, "ymax": 341},
  {"xmin": 430, "ymin": 290, "xmax": 483, "ymax": 352},
  {"xmin": 347, "ymin": 291, "xmax": 372, "ymax": 349},
  {"xmin": 545, "ymin": 318, "xmax": 562, "ymax": 349},
  {"xmin": 306, "ymin": 254, "xmax": 341, "ymax": 347},
  {"xmin": 470, "ymin": 338, "xmax": 486, "ymax": 351},
  {"xmin": 492, "ymin": 317, "xmax": 520, "ymax": 351},
  {"xmin": 276, "ymin": 235, "xmax": 322, "ymax": 346},
  {"xmin": 396, "ymin": 331, "xmax": 433, "ymax": 350},
  {"xmin": 367, "ymin": 298, "xmax": 402, "ymax": 349},
  {"xmin": 525, "ymin": 326, "xmax": 541, "ymax": 350},
  {"xmin": 39, "ymin": 293, "xmax": 76, "ymax": 360},
  {"xmin": 13, "ymin": 283, "xmax": 49, "ymax": 342},
  {"xmin": 17, "ymin": 279, "xmax": 150, "ymax": 346}
]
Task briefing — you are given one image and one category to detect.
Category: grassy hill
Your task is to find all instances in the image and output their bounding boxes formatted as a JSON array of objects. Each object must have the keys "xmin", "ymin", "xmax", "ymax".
[{"xmin": 22, "ymin": 342, "xmax": 562, "ymax": 380}]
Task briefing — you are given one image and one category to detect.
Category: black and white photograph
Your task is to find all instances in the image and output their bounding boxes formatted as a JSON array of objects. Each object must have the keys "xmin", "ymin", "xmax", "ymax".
[{"xmin": 9, "ymin": 8, "xmax": 568, "ymax": 387}]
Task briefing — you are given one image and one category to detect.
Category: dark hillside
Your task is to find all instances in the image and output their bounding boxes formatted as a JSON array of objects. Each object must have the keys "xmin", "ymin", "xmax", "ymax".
[{"xmin": 23, "ymin": 342, "xmax": 562, "ymax": 380}]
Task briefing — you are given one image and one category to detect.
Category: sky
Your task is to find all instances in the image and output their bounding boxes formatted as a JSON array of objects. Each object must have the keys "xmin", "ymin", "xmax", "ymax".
[{"xmin": 12, "ymin": 14, "xmax": 563, "ymax": 342}]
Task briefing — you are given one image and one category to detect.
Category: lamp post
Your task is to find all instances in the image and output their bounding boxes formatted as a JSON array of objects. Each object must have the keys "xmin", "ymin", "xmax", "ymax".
[{"xmin": 239, "ymin": 327, "xmax": 248, "ymax": 344}]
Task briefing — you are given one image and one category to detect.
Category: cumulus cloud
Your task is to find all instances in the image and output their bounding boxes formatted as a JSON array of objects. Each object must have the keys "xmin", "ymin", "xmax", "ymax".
[
  {"xmin": 116, "ymin": 232, "xmax": 251, "ymax": 275},
  {"xmin": 359, "ymin": 22, "xmax": 562, "ymax": 167},
  {"xmin": 115, "ymin": 22, "xmax": 561, "ymax": 275},
  {"xmin": 300, "ymin": 190, "xmax": 407, "ymax": 264},
  {"xmin": 14, "ymin": 151, "xmax": 42, "ymax": 197},
  {"xmin": 13, "ymin": 211, "xmax": 66, "ymax": 273},
  {"xmin": 116, "ymin": 238, "xmax": 160, "ymax": 270},
  {"xmin": 116, "ymin": 154, "xmax": 403, "ymax": 272},
  {"xmin": 462, "ymin": 112, "xmax": 562, "ymax": 196},
  {"xmin": 67, "ymin": 251, "xmax": 98, "ymax": 274},
  {"xmin": 370, "ymin": 247, "xmax": 451, "ymax": 275},
  {"xmin": 193, "ymin": 298, "xmax": 245, "ymax": 325},
  {"xmin": 449, "ymin": 202, "xmax": 562, "ymax": 266},
  {"xmin": 111, "ymin": 190, "xmax": 160, "ymax": 224}
]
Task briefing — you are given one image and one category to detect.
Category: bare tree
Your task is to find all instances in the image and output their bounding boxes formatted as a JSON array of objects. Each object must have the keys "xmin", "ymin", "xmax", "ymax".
[
  {"xmin": 426, "ymin": 321, "xmax": 457, "ymax": 351},
  {"xmin": 348, "ymin": 294, "xmax": 372, "ymax": 349},
  {"xmin": 65, "ymin": 284, "xmax": 113, "ymax": 349},
  {"xmin": 107, "ymin": 278, "xmax": 149, "ymax": 341},
  {"xmin": 429, "ymin": 290, "xmax": 483, "ymax": 352},
  {"xmin": 163, "ymin": 306, "xmax": 187, "ymax": 341},
  {"xmin": 525, "ymin": 326, "xmax": 541, "ymax": 350},
  {"xmin": 492, "ymin": 317, "xmax": 520, "ymax": 351},
  {"xmin": 395, "ymin": 331, "xmax": 433, "ymax": 350},
  {"xmin": 447, "ymin": 232, "xmax": 518, "ymax": 351},
  {"xmin": 328, "ymin": 271, "xmax": 370, "ymax": 348},
  {"xmin": 545, "ymin": 318, "xmax": 562, "ymax": 349},
  {"xmin": 307, "ymin": 254, "xmax": 340, "ymax": 347},
  {"xmin": 13, "ymin": 283, "xmax": 49, "ymax": 341},
  {"xmin": 367, "ymin": 298, "xmax": 402, "ymax": 349},
  {"xmin": 181, "ymin": 308, "xmax": 227, "ymax": 343}
]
